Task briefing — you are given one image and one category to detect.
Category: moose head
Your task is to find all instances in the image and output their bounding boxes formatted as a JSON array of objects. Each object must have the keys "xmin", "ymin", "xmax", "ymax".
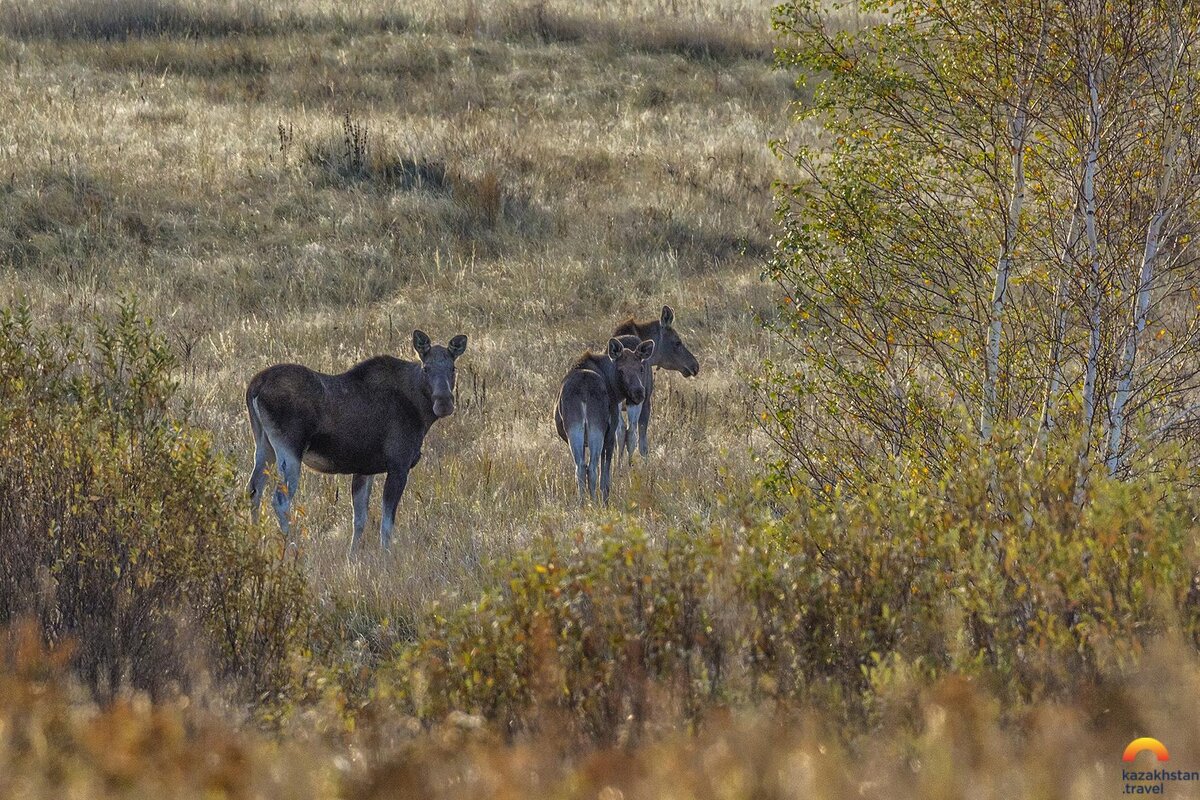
[
  {"xmin": 608, "ymin": 337, "xmax": 654, "ymax": 406},
  {"xmin": 413, "ymin": 329, "xmax": 468, "ymax": 418}
]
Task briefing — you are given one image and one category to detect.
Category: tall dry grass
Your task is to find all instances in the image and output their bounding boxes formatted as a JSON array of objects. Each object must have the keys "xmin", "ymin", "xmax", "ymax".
[
  {"xmin": 0, "ymin": 0, "xmax": 790, "ymax": 639},
  {"xmin": 3, "ymin": 618, "xmax": 1200, "ymax": 799}
]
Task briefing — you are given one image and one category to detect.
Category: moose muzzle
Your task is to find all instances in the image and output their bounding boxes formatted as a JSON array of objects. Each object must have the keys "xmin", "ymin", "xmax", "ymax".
[{"xmin": 432, "ymin": 394, "xmax": 456, "ymax": 417}]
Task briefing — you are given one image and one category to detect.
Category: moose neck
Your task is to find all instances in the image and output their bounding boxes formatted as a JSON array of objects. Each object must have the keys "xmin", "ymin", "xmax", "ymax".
[
  {"xmin": 399, "ymin": 361, "xmax": 442, "ymax": 430},
  {"xmin": 571, "ymin": 350, "xmax": 620, "ymax": 386}
]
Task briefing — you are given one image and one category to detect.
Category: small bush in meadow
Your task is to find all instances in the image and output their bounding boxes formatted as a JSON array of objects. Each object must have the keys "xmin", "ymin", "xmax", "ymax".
[{"xmin": 0, "ymin": 303, "xmax": 312, "ymax": 700}]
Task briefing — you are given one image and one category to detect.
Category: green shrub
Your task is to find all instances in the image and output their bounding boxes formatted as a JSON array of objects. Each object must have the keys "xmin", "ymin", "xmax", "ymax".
[
  {"xmin": 370, "ymin": 447, "xmax": 1197, "ymax": 741},
  {"xmin": 0, "ymin": 303, "xmax": 312, "ymax": 700}
]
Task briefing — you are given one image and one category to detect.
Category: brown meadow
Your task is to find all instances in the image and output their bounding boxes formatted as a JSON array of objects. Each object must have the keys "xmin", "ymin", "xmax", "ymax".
[{"xmin": 0, "ymin": 0, "xmax": 787, "ymax": 620}]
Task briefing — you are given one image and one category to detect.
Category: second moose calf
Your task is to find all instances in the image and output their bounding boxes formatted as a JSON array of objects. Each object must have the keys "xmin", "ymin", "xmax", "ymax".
[
  {"xmin": 555, "ymin": 337, "xmax": 655, "ymax": 504},
  {"xmin": 613, "ymin": 305, "xmax": 700, "ymax": 463}
]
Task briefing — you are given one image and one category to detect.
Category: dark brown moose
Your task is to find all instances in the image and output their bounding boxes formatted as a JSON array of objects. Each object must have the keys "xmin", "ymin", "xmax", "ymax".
[
  {"xmin": 246, "ymin": 330, "xmax": 467, "ymax": 554},
  {"xmin": 612, "ymin": 305, "xmax": 700, "ymax": 462},
  {"xmin": 555, "ymin": 337, "xmax": 655, "ymax": 503}
]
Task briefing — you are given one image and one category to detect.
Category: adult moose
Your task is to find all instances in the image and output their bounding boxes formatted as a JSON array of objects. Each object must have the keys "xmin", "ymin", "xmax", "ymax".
[
  {"xmin": 246, "ymin": 330, "xmax": 468, "ymax": 554},
  {"xmin": 555, "ymin": 337, "xmax": 655, "ymax": 504},
  {"xmin": 612, "ymin": 305, "xmax": 700, "ymax": 463}
]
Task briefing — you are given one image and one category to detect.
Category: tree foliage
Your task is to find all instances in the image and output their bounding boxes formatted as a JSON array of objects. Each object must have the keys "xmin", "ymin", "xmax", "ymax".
[{"xmin": 767, "ymin": 0, "xmax": 1200, "ymax": 492}]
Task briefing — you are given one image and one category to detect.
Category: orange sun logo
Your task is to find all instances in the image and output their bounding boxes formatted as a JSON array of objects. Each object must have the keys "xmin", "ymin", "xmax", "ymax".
[{"xmin": 1123, "ymin": 738, "xmax": 1170, "ymax": 762}]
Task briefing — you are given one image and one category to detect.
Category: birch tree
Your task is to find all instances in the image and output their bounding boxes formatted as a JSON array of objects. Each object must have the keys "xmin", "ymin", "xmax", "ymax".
[
  {"xmin": 769, "ymin": 0, "xmax": 1071, "ymax": 487},
  {"xmin": 1104, "ymin": 6, "xmax": 1200, "ymax": 475},
  {"xmin": 1074, "ymin": 57, "xmax": 1103, "ymax": 501},
  {"xmin": 983, "ymin": 18, "xmax": 1049, "ymax": 442},
  {"xmin": 769, "ymin": 0, "xmax": 1200, "ymax": 495}
]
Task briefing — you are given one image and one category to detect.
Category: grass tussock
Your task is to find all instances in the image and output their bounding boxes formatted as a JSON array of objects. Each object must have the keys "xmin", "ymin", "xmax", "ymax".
[
  {"xmin": 303, "ymin": 114, "xmax": 449, "ymax": 192},
  {"xmin": 0, "ymin": 0, "xmax": 272, "ymax": 40}
]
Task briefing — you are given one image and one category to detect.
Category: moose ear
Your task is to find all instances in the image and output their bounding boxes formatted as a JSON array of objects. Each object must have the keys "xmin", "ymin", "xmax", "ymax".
[
  {"xmin": 636, "ymin": 339, "xmax": 655, "ymax": 361},
  {"xmin": 607, "ymin": 338, "xmax": 623, "ymax": 360},
  {"xmin": 448, "ymin": 334, "xmax": 468, "ymax": 358},
  {"xmin": 660, "ymin": 305, "xmax": 675, "ymax": 328},
  {"xmin": 412, "ymin": 329, "xmax": 432, "ymax": 358}
]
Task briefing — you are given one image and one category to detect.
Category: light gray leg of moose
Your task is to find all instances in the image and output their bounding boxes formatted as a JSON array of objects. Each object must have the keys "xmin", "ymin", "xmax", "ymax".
[
  {"xmin": 637, "ymin": 389, "xmax": 652, "ymax": 458},
  {"xmin": 379, "ymin": 468, "xmax": 410, "ymax": 551},
  {"xmin": 248, "ymin": 432, "xmax": 275, "ymax": 524},
  {"xmin": 586, "ymin": 426, "xmax": 604, "ymax": 501},
  {"xmin": 600, "ymin": 414, "xmax": 617, "ymax": 504},
  {"xmin": 271, "ymin": 447, "xmax": 301, "ymax": 536},
  {"xmin": 616, "ymin": 401, "xmax": 629, "ymax": 462},
  {"xmin": 623, "ymin": 402, "xmax": 642, "ymax": 466},
  {"xmin": 349, "ymin": 473, "xmax": 374, "ymax": 557},
  {"xmin": 568, "ymin": 422, "xmax": 588, "ymax": 505}
]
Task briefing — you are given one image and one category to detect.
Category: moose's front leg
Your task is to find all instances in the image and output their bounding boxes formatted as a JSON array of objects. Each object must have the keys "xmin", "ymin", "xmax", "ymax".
[
  {"xmin": 623, "ymin": 402, "xmax": 642, "ymax": 466},
  {"xmin": 379, "ymin": 467, "xmax": 410, "ymax": 551},
  {"xmin": 637, "ymin": 385, "xmax": 653, "ymax": 457},
  {"xmin": 348, "ymin": 473, "xmax": 374, "ymax": 558}
]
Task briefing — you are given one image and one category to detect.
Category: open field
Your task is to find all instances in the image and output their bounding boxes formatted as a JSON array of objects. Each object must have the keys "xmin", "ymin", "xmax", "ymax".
[{"xmin": 0, "ymin": 0, "xmax": 792, "ymax": 627}]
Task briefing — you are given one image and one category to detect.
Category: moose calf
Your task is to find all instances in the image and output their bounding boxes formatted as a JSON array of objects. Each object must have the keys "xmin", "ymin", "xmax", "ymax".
[
  {"xmin": 613, "ymin": 305, "xmax": 700, "ymax": 463},
  {"xmin": 555, "ymin": 337, "xmax": 654, "ymax": 503}
]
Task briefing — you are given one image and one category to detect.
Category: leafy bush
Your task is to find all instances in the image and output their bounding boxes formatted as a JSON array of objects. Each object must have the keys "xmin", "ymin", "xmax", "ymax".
[
  {"xmin": 370, "ymin": 446, "xmax": 1196, "ymax": 741},
  {"xmin": 0, "ymin": 303, "xmax": 312, "ymax": 699},
  {"xmin": 381, "ymin": 525, "xmax": 727, "ymax": 744}
]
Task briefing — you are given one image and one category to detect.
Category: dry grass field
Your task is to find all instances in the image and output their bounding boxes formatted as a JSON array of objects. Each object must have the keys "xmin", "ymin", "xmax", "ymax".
[{"xmin": 0, "ymin": 0, "xmax": 791, "ymax": 628}]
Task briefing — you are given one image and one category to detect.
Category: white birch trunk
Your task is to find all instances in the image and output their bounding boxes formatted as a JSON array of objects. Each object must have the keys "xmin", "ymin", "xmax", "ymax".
[
  {"xmin": 981, "ymin": 110, "xmax": 1027, "ymax": 442},
  {"xmin": 1104, "ymin": 33, "xmax": 1184, "ymax": 475},
  {"xmin": 981, "ymin": 22, "xmax": 1046, "ymax": 444},
  {"xmin": 1038, "ymin": 212, "xmax": 1081, "ymax": 441},
  {"xmin": 1074, "ymin": 68, "xmax": 1103, "ymax": 504},
  {"xmin": 1105, "ymin": 206, "xmax": 1169, "ymax": 474}
]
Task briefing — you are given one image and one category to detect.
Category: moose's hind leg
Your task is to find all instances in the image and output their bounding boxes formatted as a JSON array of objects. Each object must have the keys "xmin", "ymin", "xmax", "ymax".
[
  {"xmin": 248, "ymin": 431, "xmax": 276, "ymax": 523},
  {"xmin": 586, "ymin": 425, "xmax": 604, "ymax": 502},
  {"xmin": 568, "ymin": 422, "xmax": 588, "ymax": 505},
  {"xmin": 270, "ymin": 446, "xmax": 301, "ymax": 536},
  {"xmin": 255, "ymin": 403, "xmax": 302, "ymax": 536},
  {"xmin": 600, "ymin": 414, "xmax": 618, "ymax": 504}
]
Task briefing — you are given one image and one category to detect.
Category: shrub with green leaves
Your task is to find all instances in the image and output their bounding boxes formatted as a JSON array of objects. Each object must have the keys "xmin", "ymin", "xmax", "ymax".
[
  {"xmin": 378, "ymin": 524, "xmax": 726, "ymax": 744},
  {"xmin": 0, "ymin": 303, "xmax": 312, "ymax": 699},
  {"xmin": 371, "ymin": 446, "xmax": 1197, "ymax": 741}
]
